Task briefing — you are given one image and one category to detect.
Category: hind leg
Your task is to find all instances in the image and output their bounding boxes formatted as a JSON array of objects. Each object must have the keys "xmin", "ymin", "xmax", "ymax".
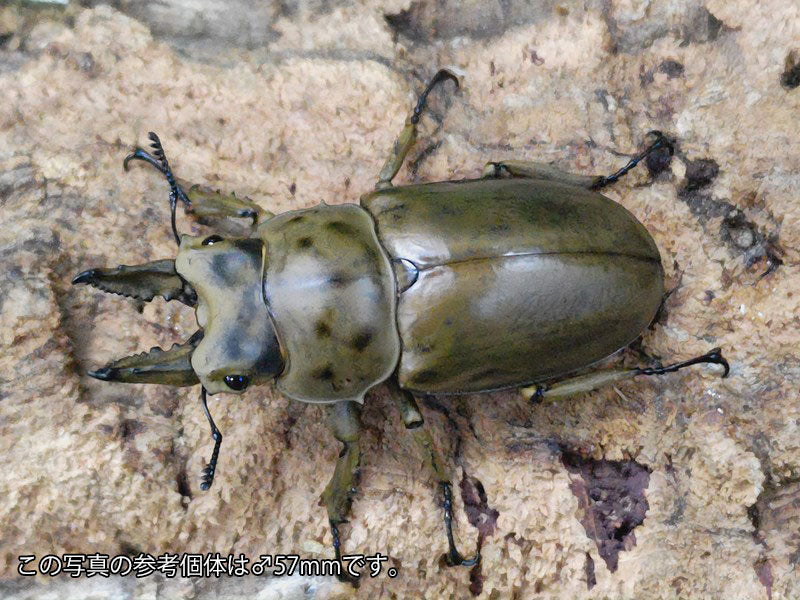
[
  {"xmin": 483, "ymin": 131, "xmax": 673, "ymax": 190},
  {"xmin": 521, "ymin": 347, "xmax": 729, "ymax": 402}
]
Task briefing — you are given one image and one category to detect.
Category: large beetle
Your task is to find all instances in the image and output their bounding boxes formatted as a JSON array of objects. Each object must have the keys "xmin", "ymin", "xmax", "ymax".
[{"xmin": 72, "ymin": 69, "xmax": 729, "ymax": 571}]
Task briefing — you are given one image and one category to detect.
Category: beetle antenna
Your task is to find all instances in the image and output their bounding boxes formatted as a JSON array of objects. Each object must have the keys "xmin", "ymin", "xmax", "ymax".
[
  {"xmin": 148, "ymin": 132, "xmax": 181, "ymax": 245},
  {"xmin": 123, "ymin": 132, "xmax": 190, "ymax": 245},
  {"xmin": 200, "ymin": 386, "xmax": 223, "ymax": 490}
]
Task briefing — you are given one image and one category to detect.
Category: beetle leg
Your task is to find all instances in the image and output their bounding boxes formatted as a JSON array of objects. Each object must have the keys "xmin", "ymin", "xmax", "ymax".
[
  {"xmin": 482, "ymin": 159, "xmax": 603, "ymax": 188},
  {"xmin": 72, "ymin": 258, "xmax": 196, "ymax": 306},
  {"xmin": 483, "ymin": 130, "xmax": 674, "ymax": 190},
  {"xmin": 375, "ymin": 69, "xmax": 459, "ymax": 190},
  {"xmin": 124, "ymin": 133, "xmax": 271, "ymax": 233},
  {"xmin": 520, "ymin": 347, "xmax": 730, "ymax": 401},
  {"xmin": 321, "ymin": 401, "xmax": 362, "ymax": 583},
  {"xmin": 87, "ymin": 329, "xmax": 203, "ymax": 386},
  {"xmin": 391, "ymin": 381, "xmax": 480, "ymax": 568},
  {"xmin": 175, "ymin": 179, "xmax": 272, "ymax": 230},
  {"xmin": 590, "ymin": 130, "xmax": 675, "ymax": 189},
  {"xmin": 199, "ymin": 386, "xmax": 223, "ymax": 490}
]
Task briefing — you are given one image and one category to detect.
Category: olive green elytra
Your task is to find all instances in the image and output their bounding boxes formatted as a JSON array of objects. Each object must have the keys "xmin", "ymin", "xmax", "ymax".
[{"xmin": 72, "ymin": 69, "xmax": 730, "ymax": 575}]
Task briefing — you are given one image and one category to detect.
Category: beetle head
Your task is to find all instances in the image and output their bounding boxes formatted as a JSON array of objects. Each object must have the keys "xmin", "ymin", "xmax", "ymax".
[
  {"xmin": 73, "ymin": 132, "xmax": 284, "ymax": 394},
  {"xmin": 173, "ymin": 233, "xmax": 283, "ymax": 394},
  {"xmin": 73, "ymin": 233, "xmax": 284, "ymax": 395}
]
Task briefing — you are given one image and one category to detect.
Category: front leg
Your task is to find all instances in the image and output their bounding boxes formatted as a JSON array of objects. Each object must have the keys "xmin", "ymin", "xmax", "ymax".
[
  {"xmin": 124, "ymin": 133, "xmax": 272, "ymax": 237},
  {"xmin": 177, "ymin": 179, "xmax": 271, "ymax": 228},
  {"xmin": 320, "ymin": 401, "xmax": 362, "ymax": 578}
]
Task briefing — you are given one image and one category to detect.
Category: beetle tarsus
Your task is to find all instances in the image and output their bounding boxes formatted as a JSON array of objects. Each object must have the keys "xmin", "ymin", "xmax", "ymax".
[
  {"xmin": 124, "ymin": 148, "xmax": 165, "ymax": 174},
  {"xmin": 199, "ymin": 387, "xmax": 223, "ymax": 490},
  {"xmin": 529, "ymin": 383, "xmax": 548, "ymax": 404},
  {"xmin": 591, "ymin": 130, "xmax": 675, "ymax": 190},
  {"xmin": 442, "ymin": 482, "xmax": 480, "ymax": 567},
  {"xmin": 329, "ymin": 519, "xmax": 361, "ymax": 586},
  {"xmin": 636, "ymin": 347, "xmax": 730, "ymax": 379},
  {"xmin": 410, "ymin": 68, "xmax": 460, "ymax": 125}
]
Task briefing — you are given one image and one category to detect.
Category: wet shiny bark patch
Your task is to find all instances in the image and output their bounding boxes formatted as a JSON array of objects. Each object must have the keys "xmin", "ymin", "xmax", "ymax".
[{"xmin": 561, "ymin": 450, "xmax": 651, "ymax": 573}]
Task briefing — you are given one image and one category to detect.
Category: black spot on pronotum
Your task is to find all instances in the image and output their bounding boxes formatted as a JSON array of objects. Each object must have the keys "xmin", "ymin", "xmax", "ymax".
[
  {"xmin": 312, "ymin": 364, "xmax": 335, "ymax": 381},
  {"xmin": 224, "ymin": 335, "xmax": 243, "ymax": 360},
  {"xmin": 326, "ymin": 220, "xmax": 356, "ymax": 235},
  {"xmin": 288, "ymin": 215, "xmax": 305, "ymax": 224},
  {"xmin": 328, "ymin": 271, "xmax": 352, "ymax": 288},
  {"xmin": 210, "ymin": 254, "xmax": 238, "ymax": 286},
  {"xmin": 297, "ymin": 236, "xmax": 314, "ymax": 249},
  {"xmin": 315, "ymin": 320, "xmax": 332, "ymax": 338},
  {"xmin": 351, "ymin": 329, "xmax": 373, "ymax": 352}
]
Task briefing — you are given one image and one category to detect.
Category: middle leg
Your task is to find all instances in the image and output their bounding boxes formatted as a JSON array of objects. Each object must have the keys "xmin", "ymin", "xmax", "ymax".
[
  {"xmin": 321, "ymin": 401, "xmax": 363, "ymax": 572},
  {"xmin": 375, "ymin": 69, "xmax": 459, "ymax": 190},
  {"xmin": 389, "ymin": 379, "xmax": 479, "ymax": 567}
]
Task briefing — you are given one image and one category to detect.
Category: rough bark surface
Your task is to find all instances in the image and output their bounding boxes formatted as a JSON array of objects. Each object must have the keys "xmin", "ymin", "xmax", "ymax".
[{"xmin": 1, "ymin": 0, "xmax": 799, "ymax": 598}]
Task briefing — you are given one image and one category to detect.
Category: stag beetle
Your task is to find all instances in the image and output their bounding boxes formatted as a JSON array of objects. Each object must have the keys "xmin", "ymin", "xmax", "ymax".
[{"xmin": 72, "ymin": 69, "xmax": 729, "ymax": 571}]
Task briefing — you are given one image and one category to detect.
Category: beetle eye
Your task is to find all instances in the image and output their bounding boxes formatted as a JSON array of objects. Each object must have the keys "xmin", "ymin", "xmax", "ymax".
[
  {"xmin": 202, "ymin": 235, "xmax": 224, "ymax": 246},
  {"xmin": 224, "ymin": 374, "xmax": 249, "ymax": 391}
]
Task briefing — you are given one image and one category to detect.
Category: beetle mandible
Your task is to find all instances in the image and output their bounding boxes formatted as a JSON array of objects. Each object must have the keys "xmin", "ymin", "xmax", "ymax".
[{"xmin": 72, "ymin": 69, "xmax": 729, "ymax": 570}]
